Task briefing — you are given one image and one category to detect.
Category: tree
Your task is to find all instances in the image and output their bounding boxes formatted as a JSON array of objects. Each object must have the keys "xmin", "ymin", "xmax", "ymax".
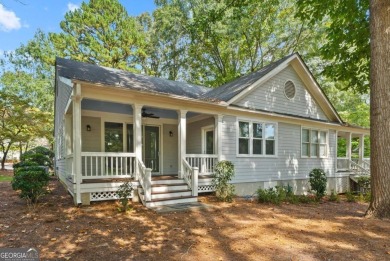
[
  {"xmin": 297, "ymin": 0, "xmax": 390, "ymax": 218},
  {"xmin": 296, "ymin": 0, "xmax": 370, "ymax": 93},
  {"xmin": 0, "ymin": 91, "xmax": 50, "ymax": 170},
  {"xmin": 365, "ymin": 0, "xmax": 390, "ymax": 218},
  {"xmin": 50, "ymin": 0, "xmax": 146, "ymax": 71}
]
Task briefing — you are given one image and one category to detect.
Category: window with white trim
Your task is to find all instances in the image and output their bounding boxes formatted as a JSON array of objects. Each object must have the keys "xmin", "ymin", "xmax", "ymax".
[
  {"xmin": 301, "ymin": 128, "xmax": 327, "ymax": 158},
  {"xmin": 238, "ymin": 120, "xmax": 276, "ymax": 156}
]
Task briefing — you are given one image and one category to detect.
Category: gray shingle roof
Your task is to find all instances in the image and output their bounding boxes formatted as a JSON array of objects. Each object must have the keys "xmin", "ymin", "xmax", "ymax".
[
  {"xmin": 201, "ymin": 53, "xmax": 296, "ymax": 102},
  {"xmin": 55, "ymin": 57, "xmax": 211, "ymax": 99}
]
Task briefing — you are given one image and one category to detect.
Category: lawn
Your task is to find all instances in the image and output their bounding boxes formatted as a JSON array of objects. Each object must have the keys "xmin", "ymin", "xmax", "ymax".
[
  {"xmin": 0, "ymin": 169, "xmax": 13, "ymax": 182},
  {"xmin": 1, "ymin": 177, "xmax": 389, "ymax": 261}
]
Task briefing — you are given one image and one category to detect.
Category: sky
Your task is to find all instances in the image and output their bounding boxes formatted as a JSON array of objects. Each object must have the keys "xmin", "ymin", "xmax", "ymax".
[{"xmin": 0, "ymin": 0, "xmax": 156, "ymax": 52}]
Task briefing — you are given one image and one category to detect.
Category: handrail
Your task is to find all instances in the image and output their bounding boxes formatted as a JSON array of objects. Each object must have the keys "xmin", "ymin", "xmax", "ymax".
[
  {"xmin": 350, "ymin": 160, "xmax": 370, "ymax": 176},
  {"xmin": 182, "ymin": 158, "xmax": 198, "ymax": 196},
  {"xmin": 185, "ymin": 154, "xmax": 218, "ymax": 158},
  {"xmin": 81, "ymin": 152, "xmax": 136, "ymax": 157},
  {"xmin": 137, "ymin": 157, "xmax": 151, "ymax": 202}
]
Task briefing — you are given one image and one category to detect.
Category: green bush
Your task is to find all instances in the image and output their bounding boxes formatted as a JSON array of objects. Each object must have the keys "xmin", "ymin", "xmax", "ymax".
[
  {"xmin": 309, "ymin": 168, "xmax": 327, "ymax": 200},
  {"xmin": 329, "ymin": 190, "xmax": 340, "ymax": 202},
  {"xmin": 356, "ymin": 176, "xmax": 371, "ymax": 194},
  {"xmin": 117, "ymin": 180, "xmax": 133, "ymax": 212},
  {"xmin": 212, "ymin": 160, "xmax": 235, "ymax": 202},
  {"xmin": 257, "ymin": 185, "xmax": 296, "ymax": 205},
  {"xmin": 11, "ymin": 166, "xmax": 50, "ymax": 204},
  {"xmin": 13, "ymin": 161, "xmax": 39, "ymax": 169},
  {"xmin": 21, "ymin": 146, "xmax": 54, "ymax": 169},
  {"xmin": 345, "ymin": 191, "xmax": 356, "ymax": 202}
]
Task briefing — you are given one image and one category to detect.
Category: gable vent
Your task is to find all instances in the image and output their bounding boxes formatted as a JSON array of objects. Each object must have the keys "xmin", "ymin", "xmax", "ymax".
[{"xmin": 284, "ymin": 80, "xmax": 296, "ymax": 99}]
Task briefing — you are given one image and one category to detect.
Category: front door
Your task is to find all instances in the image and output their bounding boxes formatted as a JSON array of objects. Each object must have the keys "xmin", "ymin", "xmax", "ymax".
[
  {"xmin": 203, "ymin": 127, "xmax": 214, "ymax": 154},
  {"xmin": 143, "ymin": 125, "xmax": 160, "ymax": 174}
]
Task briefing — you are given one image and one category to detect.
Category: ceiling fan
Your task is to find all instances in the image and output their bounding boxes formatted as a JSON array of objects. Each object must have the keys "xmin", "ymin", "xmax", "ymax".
[{"xmin": 142, "ymin": 108, "xmax": 160, "ymax": 119}]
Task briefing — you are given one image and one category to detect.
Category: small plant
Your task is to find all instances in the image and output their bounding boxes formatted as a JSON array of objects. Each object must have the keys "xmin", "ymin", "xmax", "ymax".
[
  {"xmin": 309, "ymin": 168, "xmax": 327, "ymax": 200},
  {"xmin": 345, "ymin": 191, "xmax": 356, "ymax": 202},
  {"xmin": 11, "ymin": 166, "xmax": 50, "ymax": 205},
  {"xmin": 212, "ymin": 161, "xmax": 235, "ymax": 202},
  {"xmin": 328, "ymin": 190, "xmax": 340, "ymax": 202},
  {"xmin": 356, "ymin": 176, "xmax": 371, "ymax": 194},
  {"xmin": 117, "ymin": 180, "xmax": 134, "ymax": 212},
  {"xmin": 257, "ymin": 185, "xmax": 296, "ymax": 205}
]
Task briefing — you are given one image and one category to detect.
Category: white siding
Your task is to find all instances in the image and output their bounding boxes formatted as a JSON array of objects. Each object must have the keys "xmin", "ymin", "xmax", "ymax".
[
  {"xmin": 54, "ymin": 77, "xmax": 73, "ymax": 182},
  {"xmin": 162, "ymin": 124, "xmax": 178, "ymax": 174},
  {"xmin": 81, "ymin": 116, "xmax": 101, "ymax": 152},
  {"xmin": 186, "ymin": 117, "xmax": 215, "ymax": 154},
  {"xmin": 234, "ymin": 66, "xmax": 328, "ymax": 121},
  {"xmin": 220, "ymin": 116, "xmax": 336, "ymax": 183}
]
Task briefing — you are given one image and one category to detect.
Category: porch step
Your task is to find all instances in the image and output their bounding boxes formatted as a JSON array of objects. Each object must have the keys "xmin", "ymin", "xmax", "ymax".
[
  {"xmin": 151, "ymin": 179, "xmax": 185, "ymax": 185},
  {"xmin": 139, "ymin": 189, "xmax": 192, "ymax": 200},
  {"xmin": 145, "ymin": 196, "xmax": 198, "ymax": 208}
]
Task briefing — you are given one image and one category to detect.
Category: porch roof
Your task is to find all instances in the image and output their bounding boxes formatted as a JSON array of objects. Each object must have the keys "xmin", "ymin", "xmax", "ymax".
[{"xmin": 55, "ymin": 57, "xmax": 211, "ymax": 100}]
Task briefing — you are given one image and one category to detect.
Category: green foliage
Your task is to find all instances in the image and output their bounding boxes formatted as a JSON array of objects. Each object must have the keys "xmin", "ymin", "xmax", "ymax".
[
  {"xmin": 257, "ymin": 185, "xmax": 315, "ymax": 204},
  {"xmin": 13, "ymin": 161, "xmax": 39, "ymax": 169},
  {"xmin": 296, "ymin": 0, "xmax": 369, "ymax": 93},
  {"xmin": 329, "ymin": 190, "xmax": 340, "ymax": 203},
  {"xmin": 212, "ymin": 160, "xmax": 235, "ymax": 202},
  {"xmin": 11, "ymin": 166, "xmax": 50, "ymax": 204},
  {"xmin": 50, "ymin": 0, "xmax": 146, "ymax": 71},
  {"xmin": 117, "ymin": 180, "xmax": 134, "ymax": 213},
  {"xmin": 21, "ymin": 146, "xmax": 54, "ymax": 169},
  {"xmin": 309, "ymin": 168, "xmax": 327, "ymax": 200},
  {"xmin": 345, "ymin": 191, "xmax": 356, "ymax": 203},
  {"xmin": 356, "ymin": 176, "xmax": 371, "ymax": 193}
]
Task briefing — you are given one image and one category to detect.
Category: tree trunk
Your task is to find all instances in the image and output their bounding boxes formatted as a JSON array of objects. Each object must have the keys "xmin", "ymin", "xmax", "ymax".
[
  {"xmin": 366, "ymin": 0, "xmax": 390, "ymax": 218},
  {"xmin": 1, "ymin": 150, "xmax": 9, "ymax": 170}
]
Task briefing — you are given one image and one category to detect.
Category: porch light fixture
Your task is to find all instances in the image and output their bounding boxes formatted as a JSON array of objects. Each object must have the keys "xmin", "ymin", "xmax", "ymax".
[
  {"xmin": 169, "ymin": 131, "xmax": 173, "ymax": 137},
  {"xmin": 86, "ymin": 125, "xmax": 91, "ymax": 131}
]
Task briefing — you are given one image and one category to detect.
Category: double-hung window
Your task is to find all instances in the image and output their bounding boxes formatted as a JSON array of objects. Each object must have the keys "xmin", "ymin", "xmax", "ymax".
[
  {"xmin": 301, "ymin": 128, "xmax": 328, "ymax": 158},
  {"xmin": 238, "ymin": 120, "xmax": 276, "ymax": 156}
]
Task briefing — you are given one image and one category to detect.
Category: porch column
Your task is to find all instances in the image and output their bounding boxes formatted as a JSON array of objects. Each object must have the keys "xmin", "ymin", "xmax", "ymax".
[
  {"xmin": 214, "ymin": 114, "xmax": 223, "ymax": 161},
  {"xmin": 133, "ymin": 104, "xmax": 143, "ymax": 180},
  {"xmin": 358, "ymin": 134, "xmax": 365, "ymax": 165},
  {"xmin": 178, "ymin": 110, "xmax": 187, "ymax": 179},
  {"xmin": 72, "ymin": 83, "xmax": 82, "ymax": 205},
  {"xmin": 346, "ymin": 132, "xmax": 352, "ymax": 169}
]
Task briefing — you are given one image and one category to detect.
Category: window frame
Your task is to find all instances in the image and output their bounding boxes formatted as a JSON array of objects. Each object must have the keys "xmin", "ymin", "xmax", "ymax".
[
  {"xmin": 301, "ymin": 127, "xmax": 329, "ymax": 158},
  {"xmin": 237, "ymin": 119, "xmax": 278, "ymax": 157}
]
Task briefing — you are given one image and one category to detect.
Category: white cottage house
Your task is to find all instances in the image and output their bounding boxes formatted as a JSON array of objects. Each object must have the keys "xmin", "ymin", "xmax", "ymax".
[{"xmin": 54, "ymin": 53, "xmax": 370, "ymax": 207}]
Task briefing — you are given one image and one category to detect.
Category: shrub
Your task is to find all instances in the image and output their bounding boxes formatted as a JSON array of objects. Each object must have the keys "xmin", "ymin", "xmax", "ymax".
[
  {"xmin": 345, "ymin": 191, "xmax": 356, "ymax": 202},
  {"xmin": 11, "ymin": 166, "xmax": 50, "ymax": 205},
  {"xmin": 13, "ymin": 161, "xmax": 39, "ymax": 169},
  {"xmin": 309, "ymin": 168, "xmax": 327, "ymax": 200},
  {"xmin": 21, "ymin": 146, "xmax": 54, "ymax": 169},
  {"xmin": 117, "ymin": 180, "xmax": 134, "ymax": 212},
  {"xmin": 329, "ymin": 190, "xmax": 340, "ymax": 202},
  {"xmin": 356, "ymin": 176, "xmax": 371, "ymax": 194},
  {"xmin": 257, "ymin": 185, "xmax": 296, "ymax": 205},
  {"xmin": 212, "ymin": 161, "xmax": 235, "ymax": 202}
]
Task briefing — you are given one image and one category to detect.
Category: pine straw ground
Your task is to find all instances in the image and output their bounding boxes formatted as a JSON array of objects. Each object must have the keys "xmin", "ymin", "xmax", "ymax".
[{"xmin": 1, "ymin": 172, "xmax": 390, "ymax": 261}]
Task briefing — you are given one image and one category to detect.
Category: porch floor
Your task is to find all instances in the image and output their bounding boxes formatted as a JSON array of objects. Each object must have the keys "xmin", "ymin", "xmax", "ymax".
[{"xmin": 81, "ymin": 174, "xmax": 213, "ymax": 184}]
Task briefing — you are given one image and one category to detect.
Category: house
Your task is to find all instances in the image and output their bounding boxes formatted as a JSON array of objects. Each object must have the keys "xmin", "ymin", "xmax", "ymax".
[{"xmin": 54, "ymin": 53, "xmax": 370, "ymax": 207}]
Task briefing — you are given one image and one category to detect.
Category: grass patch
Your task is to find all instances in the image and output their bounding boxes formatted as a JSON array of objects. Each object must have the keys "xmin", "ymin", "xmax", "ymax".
[{"xmin": 0, "ymin": 175, "xmax": 13, "ymax": 182}]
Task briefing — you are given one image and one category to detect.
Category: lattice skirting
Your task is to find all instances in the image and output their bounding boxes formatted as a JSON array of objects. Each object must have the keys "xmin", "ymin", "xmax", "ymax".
[
  {"xmin": 198, "ymin": 185, "xmax": 215, "ymax": 193},
  {"xmin": 90, "ymin": 191, "xmax": 121, "ymax": 201}
]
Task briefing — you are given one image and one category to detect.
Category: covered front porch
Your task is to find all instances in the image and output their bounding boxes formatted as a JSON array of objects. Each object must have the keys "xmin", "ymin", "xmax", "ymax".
[
  {"xmin": 336, "ymin": 131, "xmax": 370, "ymax": 177},
  {"xmin": 59, "ymin": 85, "xmax": 222, "ymax": 205}
]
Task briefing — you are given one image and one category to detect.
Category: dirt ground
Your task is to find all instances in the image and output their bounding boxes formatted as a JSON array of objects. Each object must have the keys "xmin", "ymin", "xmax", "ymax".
[{"xmin": 1, "ymin": 173, "xmax": 390, "ymax": 261}]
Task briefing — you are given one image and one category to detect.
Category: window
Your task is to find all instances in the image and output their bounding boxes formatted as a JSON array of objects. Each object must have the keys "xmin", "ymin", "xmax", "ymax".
[
  {"xmin": 238, "ymin": 120, "xmax": 277, "ymax": 156},
  {"xmin": 301, "ymin": 128, "xmax": 328, "ymax": 158},
  {"xmin": 284, "ymin": 80, "xmax": 296, "ymax": 99}
]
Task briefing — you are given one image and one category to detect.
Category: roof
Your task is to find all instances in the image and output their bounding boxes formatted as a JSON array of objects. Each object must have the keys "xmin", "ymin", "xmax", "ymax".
[
  {"xmin": 201, "ymin": 53, "xmax": 296, "ymax": 102},
  {"xmin": 55, "ymin": 57, "xmax": 211, "ymax": 100}
]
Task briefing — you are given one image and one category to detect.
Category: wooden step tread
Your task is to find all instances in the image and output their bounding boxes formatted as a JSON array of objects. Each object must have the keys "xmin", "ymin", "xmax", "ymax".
[
  {"xmin": 146, "ymin": 196, "xmax": 197, "ymax": 203},
  {"xmin": 151, "ymin": 190, "xmax": 191, "ymax": 195}
]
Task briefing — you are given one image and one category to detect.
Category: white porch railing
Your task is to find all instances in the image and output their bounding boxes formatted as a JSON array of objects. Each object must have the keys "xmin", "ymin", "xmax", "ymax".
[
  {"xmin": 350, "ymin": 160, "xmax": 370, "ymax": 176},
  {"xmin": 183, "ymin": 158, "xmax": 199, "ymax": 196},
  {"xmin": 81, "ymin": 152, "xmax": 135, "ymax": 179},
  {"xmin": 337, "ymin": 157, "xmax": 350, "ymax": 171},
  {"xmin": 137, "ymin": 157, "xmax": 152, "ymax": 202},
  {"xmin": 185, "ymin": 154, "xmax": 218, "ymax": 175}
]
